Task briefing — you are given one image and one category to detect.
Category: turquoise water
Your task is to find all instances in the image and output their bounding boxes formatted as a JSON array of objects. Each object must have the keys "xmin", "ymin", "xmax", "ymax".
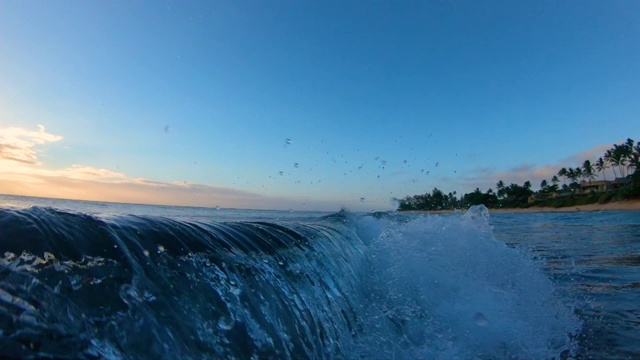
[{"xmin": 0, "ymin": 194, "xmax": 638, "ymax": 359}]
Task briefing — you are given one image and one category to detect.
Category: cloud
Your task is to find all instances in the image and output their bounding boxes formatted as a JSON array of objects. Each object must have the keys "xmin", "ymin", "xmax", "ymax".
[
  {"xmin": 438, "ymin": 143, "xmax": 616, "ymax": 192},
  {"xmin": 0, "ymin": 174, "xmax": 343, "ymax": 210},
  {"xmin": 0, "ymin": 125, "xmax": 351, "ymax": 211},
  {"xmin": 58, "ymin": 165, "xmax": 128, "ymax": 181},
  {"xmin": 0, "ymin": 126, "xmax": 179, "ymax": 185},
  {"xmin": 0, "ymin": 159, "xmax": 345, "ymax": 210},
  {"xmin": 0, "ymin": 125, "xmax": 62, "ymax": 164},
  {"xmin": 563, "ymin": 144, "xmax": 612, "ymax": 165}
]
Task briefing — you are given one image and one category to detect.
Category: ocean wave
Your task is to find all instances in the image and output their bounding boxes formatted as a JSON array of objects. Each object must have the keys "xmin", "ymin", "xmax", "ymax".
[{"xmin": 0, "ymin": 206, "xmax": 580, "ymax": 359}]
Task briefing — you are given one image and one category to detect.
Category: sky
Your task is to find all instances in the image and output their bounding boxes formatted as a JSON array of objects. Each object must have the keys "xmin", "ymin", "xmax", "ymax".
[{"xmin": 1, "ymin": 1, "xmax": 639, "ymax": 211}]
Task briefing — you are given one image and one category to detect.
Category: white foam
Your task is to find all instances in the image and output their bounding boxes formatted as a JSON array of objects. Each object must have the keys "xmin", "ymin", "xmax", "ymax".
[{"xmin": 354, "ymin": 206, "xmax": 581, "ymax": 359}]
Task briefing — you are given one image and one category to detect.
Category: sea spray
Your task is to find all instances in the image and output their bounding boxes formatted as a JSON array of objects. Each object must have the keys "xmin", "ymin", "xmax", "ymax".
[{"xmin": 353, "ymin": 205, "xmax": 581, "ymax": 359}]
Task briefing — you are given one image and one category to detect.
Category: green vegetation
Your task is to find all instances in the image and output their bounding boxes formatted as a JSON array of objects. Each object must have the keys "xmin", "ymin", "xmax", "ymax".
[{"xmin": 397, "ymin": 138, "xmax": 640, "ymax": 211}]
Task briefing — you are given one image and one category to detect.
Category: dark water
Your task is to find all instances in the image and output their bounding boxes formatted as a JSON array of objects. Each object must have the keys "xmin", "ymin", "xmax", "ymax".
[
  {"xmin": 0, "ymin": 195, "xmax": 637, "ymax": 359},
  {"xmin": 491, "ymin": 211, "xmax": 640, "ymax": 360}
]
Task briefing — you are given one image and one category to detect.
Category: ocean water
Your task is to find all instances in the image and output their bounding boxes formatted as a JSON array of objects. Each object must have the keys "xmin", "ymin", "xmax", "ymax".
[
  {"xmin": 0, "ymin": 195, "xmax": 637, "ymax": 359},
  {"xmin": 491, "ymin": 211, "xmax": 640, "ymax": 360}
]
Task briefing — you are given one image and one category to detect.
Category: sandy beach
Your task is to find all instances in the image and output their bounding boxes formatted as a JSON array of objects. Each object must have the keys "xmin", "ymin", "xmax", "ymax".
[{"xmin": 403, "ymin": 199, "xmax": 640, "ymax": 214}]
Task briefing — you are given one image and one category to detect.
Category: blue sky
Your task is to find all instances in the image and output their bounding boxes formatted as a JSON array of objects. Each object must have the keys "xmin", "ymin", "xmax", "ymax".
[{"xmin": 1, "ymin": 1, "xmax": 639, "ymax": 211}]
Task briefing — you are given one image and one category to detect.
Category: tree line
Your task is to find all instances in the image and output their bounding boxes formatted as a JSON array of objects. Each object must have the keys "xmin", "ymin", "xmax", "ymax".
[{"xmin": 397, "ymin": 138, "xmax": 640, "ymax": 211}]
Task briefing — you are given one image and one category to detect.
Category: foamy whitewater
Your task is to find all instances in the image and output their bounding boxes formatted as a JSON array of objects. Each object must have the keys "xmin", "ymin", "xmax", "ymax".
[{"xmin": 0, "ymin": 196, "xmax": 592, "ymax": 359}]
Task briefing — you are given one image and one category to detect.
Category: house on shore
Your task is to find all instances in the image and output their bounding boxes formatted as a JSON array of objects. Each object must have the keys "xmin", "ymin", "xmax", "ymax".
[
  {"xmin": 580, "ymin": 178, "xmax": 630, "ymax": 194},
  {"xmin": 580, "ymin": 180, "xmax": 610, "ymax": 193},
  {"xmin": 528, "ymin": 177, "xmax": 632, "ymax": 204}
]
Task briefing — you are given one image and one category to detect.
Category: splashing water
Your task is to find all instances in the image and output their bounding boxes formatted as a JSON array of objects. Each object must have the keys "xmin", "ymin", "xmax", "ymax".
[{"xmin": 353, "ymin": 206, "xmax": 580, "ymax": 359}]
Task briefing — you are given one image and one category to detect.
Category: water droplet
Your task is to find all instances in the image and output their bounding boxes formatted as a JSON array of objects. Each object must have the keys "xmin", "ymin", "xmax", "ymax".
[
  {"xmin": 143, "ymin": 250, "xmax": 150, "ymax": 257},
  {"xmin": 143, "ymin": 291, "xmax": 156, "ymax": 302},
  {"xmin": 120, "ymin": 284, "xmax": 141, "ymax": 305},
  {"xmin": 70, "ymin": 275, "xmax": 82, "ymax": 291},
  {"xmin": 217, "ymin": 315, "xmax": 235, "ymax": 330},
  {"xmin": 473, "ymin": 312, "xmax": 488, "ymax": 326},
  {"xmin": 157, "ymin": 245, "xmax": 166, "ymax": 253}
]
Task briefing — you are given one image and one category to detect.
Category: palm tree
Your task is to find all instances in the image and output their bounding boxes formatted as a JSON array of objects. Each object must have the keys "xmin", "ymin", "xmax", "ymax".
[
  {"xmin": 557, "ymin": 168, "xmax": 568, "ymax": 185},
  {"xmin": 540, "ymin": 179, "xmax": 548, "ymax": 192},
  {"xmin": 624, "ymin": 138, "xmax": 637, "ymax": 175},
  {"xmin": 582, "ymin": 160, "xmax": 596, "ymax": 183},
  {"xmin": 625, "ymin": 138, "xmax": 634, "ymax": 157},
  {"xmin": 629, "ymin": 155, "xmax": 639, "ymax": 175},
  {"xmin": 570, "ymin": 167, "xmax": 583, "ymax": 187},
  {"xmin": 629, "ymin": 143, "xmax": 640, "ymax": 175},
  {"xmin": 595, "ymin": 157, "xmax": 608, "ymax": 181},
  {"xmin": 496, "ymin": 180, "xmax": 505, "ymax": 199},
  {"xmin": 550, "ymin": 176, "xmax": 559, "ymax": 193},
  {"xmin": 567, "ymin": 168, "xmax": 582, "ymax": 192},
  {"xmin": 604, "ymin": 149, "xmax": 618, "ymax": 178},
  {"xmin": 612, "ymin": 144, "xmax": 627, "ymax": 177},
  {"xmin": 566, "ymin": 168, "xmax": 576, "ymax": 184}
]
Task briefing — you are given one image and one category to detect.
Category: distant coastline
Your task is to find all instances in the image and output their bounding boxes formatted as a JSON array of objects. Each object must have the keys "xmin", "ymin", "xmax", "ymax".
[
  {"xmin": 397, "ymin": 138, "xmax": 640, "ymax": 213},
  {"xmin": 401, "ymin": 199, "xmax": 640, "ymax": 214}
]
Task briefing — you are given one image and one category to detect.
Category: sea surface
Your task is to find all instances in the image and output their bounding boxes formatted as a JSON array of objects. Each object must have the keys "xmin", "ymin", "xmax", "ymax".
[{"xmin": 0, "ymin": 194, "xmax": 638, "ymax": 359}]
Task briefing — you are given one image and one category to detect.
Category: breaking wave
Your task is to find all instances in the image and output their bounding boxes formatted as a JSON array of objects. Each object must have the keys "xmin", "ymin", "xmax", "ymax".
[{"xmin": 0, "ymin": 205, "xmax": 580, "ymax": 359}]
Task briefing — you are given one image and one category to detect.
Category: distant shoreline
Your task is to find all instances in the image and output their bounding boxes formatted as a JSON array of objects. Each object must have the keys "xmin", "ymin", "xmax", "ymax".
[{"xmin": 402, "ymin": 199, "xmax": 640, "ymax": 214}]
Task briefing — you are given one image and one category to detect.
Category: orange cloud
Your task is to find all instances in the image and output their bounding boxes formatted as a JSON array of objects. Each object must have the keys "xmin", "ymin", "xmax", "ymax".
[
  {"xmin": 0, "ymin": 125, "xmax": 347, "ymax": 210},
  {"xmin": 0, "ymin": 125, "xmax": 62, "ymax": 164},
  {"xmin": 58, "ymin": 165, "xmax": 128, "ymax": 182},
  {"xmin": 0, "ymin": 175, "xmax": 344, "ymax": 210}
]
